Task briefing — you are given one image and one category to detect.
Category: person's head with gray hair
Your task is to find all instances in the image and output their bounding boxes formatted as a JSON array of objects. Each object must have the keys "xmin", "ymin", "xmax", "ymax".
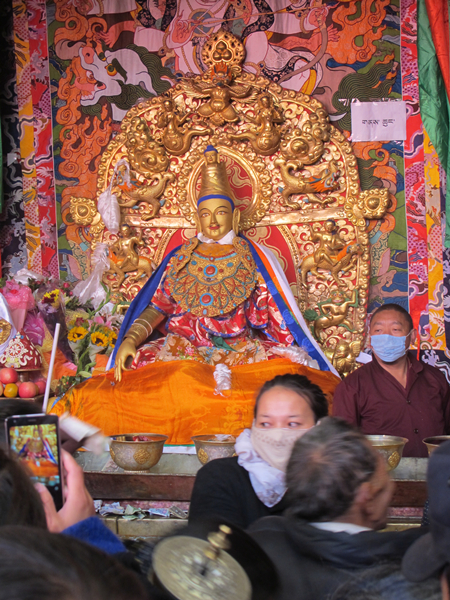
[{"xmin": 285, "ymin": 417, "xmax": 394, "ymax": 529}]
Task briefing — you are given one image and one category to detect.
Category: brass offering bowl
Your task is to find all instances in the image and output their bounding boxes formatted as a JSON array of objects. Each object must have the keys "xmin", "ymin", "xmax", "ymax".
[
  {"xmin": 423, "ymin": 435, "xmax": 450, "ymax": 455},
  {"xmin": 191, "ymin": 434, "xmax": 236, "ymax": 465},
  {"xmin": 110, "ymin": 433, "xmax": 168, "ymax": 471},
  {"xmin": 366, "ymin": 435, "xmax": 408, "ymax": 472}
]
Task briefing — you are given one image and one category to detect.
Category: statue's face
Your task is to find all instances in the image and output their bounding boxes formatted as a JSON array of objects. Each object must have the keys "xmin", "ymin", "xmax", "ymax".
[
  {"xmin": 198, "ymin": 197, "xmax": 233, "ymax": 241},
  {"xmin": 204, "ymin": 150, "xmax": 218, "ymax": 164}
]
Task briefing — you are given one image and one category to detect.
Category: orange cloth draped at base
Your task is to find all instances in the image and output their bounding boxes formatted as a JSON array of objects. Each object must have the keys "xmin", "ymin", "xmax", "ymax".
[
  {"xmin": 50, "ymin": 359, "xmax": 340, "ymax": 444},
  {"xmin": 42, "ymin": 350, "xmax": 110, "ymax": 384}
]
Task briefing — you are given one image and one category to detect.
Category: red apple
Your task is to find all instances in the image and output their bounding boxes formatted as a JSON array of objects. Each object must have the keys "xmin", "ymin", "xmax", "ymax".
[
  {"xmin": 35, "ymin": 380, "xmax": 46, "ymax": 395},
  {"xmin": 18, "ymin": 381, "xmax": 39, "ymax": 399},
  {"xmin": 0, "ymin": 368, "xmax": 18, "ymax": 385}
]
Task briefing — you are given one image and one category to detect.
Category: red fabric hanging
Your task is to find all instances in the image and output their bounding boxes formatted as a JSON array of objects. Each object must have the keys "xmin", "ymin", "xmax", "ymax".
[{"xmin": 425, "ymin": 0, "xmax": 450, "ymax": 102}]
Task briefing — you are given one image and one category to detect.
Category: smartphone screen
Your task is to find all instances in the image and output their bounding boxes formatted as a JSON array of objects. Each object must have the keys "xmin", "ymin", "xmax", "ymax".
[{"xmin": 5, "ymin": 414, "xmax": 64, "ymax": 510}]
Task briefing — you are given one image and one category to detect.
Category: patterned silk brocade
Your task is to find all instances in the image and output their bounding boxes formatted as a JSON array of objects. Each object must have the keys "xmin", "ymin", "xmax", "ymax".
[
  {"xmin": 166, "ymin": 240, "xmax": 258, "ymax": 318},
  {"xmin": 130, "ymin": 238, "xmax": 297, "ymax": 369}
]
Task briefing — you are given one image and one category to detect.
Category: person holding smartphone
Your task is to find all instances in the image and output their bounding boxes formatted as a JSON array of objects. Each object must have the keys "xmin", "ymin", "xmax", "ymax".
[{"xmin": 2, "ymin": 413, "xmax": 125, "ymax": 553}]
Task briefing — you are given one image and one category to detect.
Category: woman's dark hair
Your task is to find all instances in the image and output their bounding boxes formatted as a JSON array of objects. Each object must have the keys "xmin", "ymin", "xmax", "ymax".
[
  {"xmin": 0, "ymin": 525, "xmax": 149, "ymax": 600},
  {"xmin": 0, "ymin": 447, "xmax": 47, "ymax": 528},
  {"xmin": 254, "ymin": 373, "xmax": 329, "ymax": 422}
]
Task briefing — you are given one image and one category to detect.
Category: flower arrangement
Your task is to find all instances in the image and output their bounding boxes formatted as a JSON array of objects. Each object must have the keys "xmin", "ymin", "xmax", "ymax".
[
  {"xmin": 36, "ymin": 284, "xmax": 74, "ymax": 362},
  {"xmin": 56, "ymin": 296, "xmax": 122, "ymax": 396},
  {"xmin": 0, "ymin": 276, "xmax": 124, "ymax": 397}
]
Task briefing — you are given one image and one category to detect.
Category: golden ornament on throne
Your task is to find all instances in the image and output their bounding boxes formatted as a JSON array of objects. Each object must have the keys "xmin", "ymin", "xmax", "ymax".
[{"xmin": 59, "ymin": 31, "xmax": 389, "ymax": 443}]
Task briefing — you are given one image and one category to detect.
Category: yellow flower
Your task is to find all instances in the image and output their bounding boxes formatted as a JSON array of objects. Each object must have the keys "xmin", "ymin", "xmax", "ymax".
[
  {"xmin": 108, "ymin": 331, "xmax": 118, "ymax": 347},
  {"xmin": 68, "ymin": 326, "xmax": 88, "ymax": 342},
  {"xmin": 43, "ymin": 289, "xmax": 60, "ymax": 308},
  {"xmin": 91, "ymin": 331, "xmax": 109, "ymax": 347}
]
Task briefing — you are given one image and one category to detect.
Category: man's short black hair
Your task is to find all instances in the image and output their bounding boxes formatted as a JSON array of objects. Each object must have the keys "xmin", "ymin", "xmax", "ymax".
[
  {"xmin": 370, "ymin": 303, "xmax": 413, "ymax": 332},
  {"xmin": 285, "ymin": 417, "xmax": 378, "ymax": 522},
  {"xmin": 254, "ymin": 373, "xmax": 329, "ymax": 422},
  {"xmin": 0, "ymin": 525, "xmax": 149, "ymax": 600}
]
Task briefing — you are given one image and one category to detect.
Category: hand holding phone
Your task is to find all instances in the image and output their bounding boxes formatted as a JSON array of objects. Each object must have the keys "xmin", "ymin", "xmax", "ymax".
[{"xmin": 36, "ymin": 450, "xmax": 95, "ymax": 533}]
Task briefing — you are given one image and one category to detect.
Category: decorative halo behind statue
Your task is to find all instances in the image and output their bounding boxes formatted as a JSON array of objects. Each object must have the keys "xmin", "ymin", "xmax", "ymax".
[{"xmin": 71, "ymin": 30, "xmax": 390, "ymax": 374}]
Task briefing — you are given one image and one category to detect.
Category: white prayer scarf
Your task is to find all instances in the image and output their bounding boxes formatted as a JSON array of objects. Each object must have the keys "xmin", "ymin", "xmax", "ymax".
[{"xmin": 235, "ymin": 428, "xmax": 287, "ymax": 507}]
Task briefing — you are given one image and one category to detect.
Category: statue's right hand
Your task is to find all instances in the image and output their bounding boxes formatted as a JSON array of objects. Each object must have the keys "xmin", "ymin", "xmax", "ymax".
[{"xmin": 114, "ymin": 339, "xmax": 137, "ymax": 383}]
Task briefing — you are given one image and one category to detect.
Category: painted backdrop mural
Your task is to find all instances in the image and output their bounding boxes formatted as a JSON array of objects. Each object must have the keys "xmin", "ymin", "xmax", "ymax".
[{"xmin": 2, "ymin": 0, "xmax": 449, "ymax": 369}]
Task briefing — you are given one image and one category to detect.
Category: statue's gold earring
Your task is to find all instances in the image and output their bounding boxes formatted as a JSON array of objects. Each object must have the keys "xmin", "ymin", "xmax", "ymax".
[{"xmin": 232, "ymin": 208, "xmax": 240, "ymax": 235}]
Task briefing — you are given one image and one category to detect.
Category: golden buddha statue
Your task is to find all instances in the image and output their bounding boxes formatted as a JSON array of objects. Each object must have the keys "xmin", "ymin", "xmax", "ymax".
[
  {"xmin": 112, "ymin": 145, "xmax": 335, "ymax": 382},
  {"xmin": 53, "ymin": 146, "xmax": 339, "ymax": 444}
]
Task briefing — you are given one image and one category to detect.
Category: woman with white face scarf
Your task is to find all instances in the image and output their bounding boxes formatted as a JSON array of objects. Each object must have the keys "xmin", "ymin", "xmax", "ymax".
[{"xmin": 189, "ymin": 374, "xmax": 329, "ymax": 529}]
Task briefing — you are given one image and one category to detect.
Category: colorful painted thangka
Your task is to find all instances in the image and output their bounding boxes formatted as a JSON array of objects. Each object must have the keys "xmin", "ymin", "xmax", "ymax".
[
  {"xmin": 0, "ymin": 1, "xmax": 27, "ymax": 275},
  {"xmin": 2, "ymin": 0, "xmax": 449, "ymax": 370},
  {"xmin": 5, "ymin": 0, "xmax": 58, "ymax": 277}
]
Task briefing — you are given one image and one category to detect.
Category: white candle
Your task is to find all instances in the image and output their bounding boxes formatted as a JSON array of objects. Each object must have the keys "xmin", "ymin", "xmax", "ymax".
[{"xmin": 42, "ymin": 322, "xmax": 60, "ymax": 413}]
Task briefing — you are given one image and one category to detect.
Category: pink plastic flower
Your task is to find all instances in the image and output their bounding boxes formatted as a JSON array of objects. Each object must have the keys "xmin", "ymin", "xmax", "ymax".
[{"xmin": 1, "ymin": 281, "xmax": 35, "ymax": 310}]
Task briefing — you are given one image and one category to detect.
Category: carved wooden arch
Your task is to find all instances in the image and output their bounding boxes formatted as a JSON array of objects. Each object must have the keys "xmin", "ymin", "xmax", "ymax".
[{"xmin": 70, "ymin": 31, "xmax": 389, "ymax": 375}]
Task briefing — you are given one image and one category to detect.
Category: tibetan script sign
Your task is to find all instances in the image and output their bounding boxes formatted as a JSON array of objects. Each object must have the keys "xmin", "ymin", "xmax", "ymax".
[{"xmin": 351, "ymin": 101, "xmax": 407, "ymax": 142}]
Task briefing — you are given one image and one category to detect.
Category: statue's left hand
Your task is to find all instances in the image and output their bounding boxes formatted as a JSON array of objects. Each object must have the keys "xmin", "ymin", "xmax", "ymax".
[{"xmin": 114, "ymin": 339, "xmax": 137, "ymax": 382}]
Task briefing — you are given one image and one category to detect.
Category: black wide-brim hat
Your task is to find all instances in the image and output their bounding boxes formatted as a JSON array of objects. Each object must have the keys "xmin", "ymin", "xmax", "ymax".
[
  {"xmin": 402, "ymin": 527, "xmax": 449, "ymax": 581},
  {"xmin": 402, "ymin": 440, "xmax": 450, "ymax": 581}
]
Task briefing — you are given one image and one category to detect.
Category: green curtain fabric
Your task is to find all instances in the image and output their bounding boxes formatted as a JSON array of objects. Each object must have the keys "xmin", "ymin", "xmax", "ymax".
[{"xmin": 417, "ymin": 0, "xmax": 450, "ymax": 245}]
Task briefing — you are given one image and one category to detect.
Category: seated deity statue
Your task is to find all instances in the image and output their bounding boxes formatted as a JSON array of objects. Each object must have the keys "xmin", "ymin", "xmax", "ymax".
[
  {"xmin": 52, "ymin": 146, "xmax": 339, "ymax": 444},
  {"xmin": 111, "ymin": 146, "xmax": 335, "ymax": 381}
]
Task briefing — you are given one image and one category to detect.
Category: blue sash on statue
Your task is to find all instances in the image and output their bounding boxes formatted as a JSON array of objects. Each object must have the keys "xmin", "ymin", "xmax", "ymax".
[
  {"xmin": 110, "ymin": 246, "xmax": 181, "ymax": 367},
  {"xmin": 245, "ymin": 239, "xmax": 330, "ymax": 372}
]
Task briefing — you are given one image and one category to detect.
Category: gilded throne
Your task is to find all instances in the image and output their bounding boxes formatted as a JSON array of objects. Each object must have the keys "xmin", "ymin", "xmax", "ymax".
[{"xmin": 62, "ymin": 31, "xmax": 389, "ymax": 442}]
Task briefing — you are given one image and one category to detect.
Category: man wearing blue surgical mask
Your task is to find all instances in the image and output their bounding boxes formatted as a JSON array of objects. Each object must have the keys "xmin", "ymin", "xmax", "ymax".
[{"xmin": 333, "ymin": 304, "xmax": 450, "ymax": 457}]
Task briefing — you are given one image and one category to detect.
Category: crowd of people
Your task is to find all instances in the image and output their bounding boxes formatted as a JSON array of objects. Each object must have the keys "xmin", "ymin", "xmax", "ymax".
[{"xmin": 1, "ymin": 303, "xmax": 450, "ymax": 599}]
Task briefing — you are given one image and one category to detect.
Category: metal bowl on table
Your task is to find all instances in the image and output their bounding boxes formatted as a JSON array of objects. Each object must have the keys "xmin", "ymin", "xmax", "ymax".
[
  {"xmin": 423, "ymin": 435, "xmax": 450, "ymax": 456},
  {"xmin": 110, "ymin": 433, "xmax": 168, "ymax": 471},
  {"xmin": 191, "ymin": 434, "xmax": 236, "ymax": 465},
  {"xmin": 366, "ymin": 435, "xmax": 409, "ymax": 472}
]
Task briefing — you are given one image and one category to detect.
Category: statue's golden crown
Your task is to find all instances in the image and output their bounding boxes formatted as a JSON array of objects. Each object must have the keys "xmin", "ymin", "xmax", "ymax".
[{"xmin": 198, "ymin": 147, "xmax": 236, "ymax": 208}]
